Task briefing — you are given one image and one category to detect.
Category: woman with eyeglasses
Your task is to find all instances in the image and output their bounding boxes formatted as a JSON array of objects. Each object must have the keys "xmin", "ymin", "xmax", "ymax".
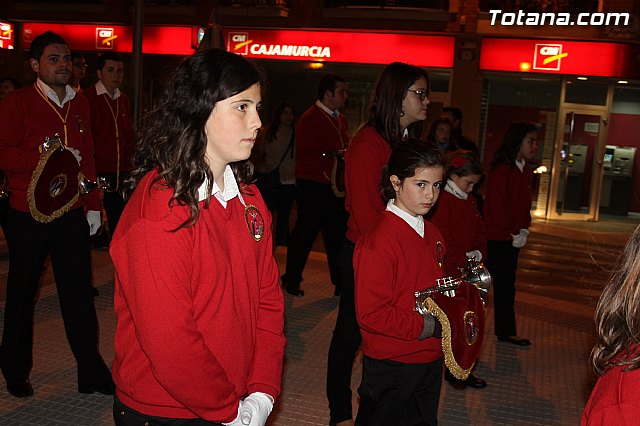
[{"xmin": 326, "ymin": 61, "xmax": 430, "ymax": 426}]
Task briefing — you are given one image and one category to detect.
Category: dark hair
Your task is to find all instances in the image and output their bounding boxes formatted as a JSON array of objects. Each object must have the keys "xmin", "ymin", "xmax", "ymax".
[
  {"xmin": 97, "ymin": 52, "xmax": 123, "ymax": 70},
  {"xmin": 29, "ymin": 31, "xmax": 67, "ymax": 61},
  {"xmin": 0, "ymin": 77, "xmax": 22, "ymax": 90},
  {"xmin": 490, "ymin": 122, "xmax": 538, "ymax": 170},
  {"xmin": 365, "ymin": 62, "xmax": 430, "ymax": 149},
  {"xmin": 381, "ymin": 138, "xmax": 443, "ymax": 203},
  {"xmin": 442, "ymin": 106, "xmax": 462, "ymax": 122},
  {"xmin": 447, "ymin": 151, "xmax": 483, "ymax": 179},
  {"xmin": 264, "ymin": 101, "xmax": 295, "ymax": 142},
  {"xmin": 126, "ymin": 48, "xmax": 263, "ymax": 229},
  {"xmin": 316, "ymin": 73, "xmax": 346, "ymax": 101},
  {"xmin": 591, "ymin": 224, "xmax": 640, "ymax": 375},
  {"xmin": 426, "ymin": 117, "xmax": 454, "ymax": 147},
  {"xmin": 71, "ymin": 52, "xmax": 85, "ymax": 61}
]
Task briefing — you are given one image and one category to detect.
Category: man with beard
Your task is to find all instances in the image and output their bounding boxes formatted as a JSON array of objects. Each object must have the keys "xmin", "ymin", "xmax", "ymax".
[{"xmin": 0, "ymin": 31, "xmax": 113, "ymax": 398}]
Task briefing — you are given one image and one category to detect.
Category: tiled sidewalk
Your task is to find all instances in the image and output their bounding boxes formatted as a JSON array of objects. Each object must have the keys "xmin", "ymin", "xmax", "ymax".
[{"xmin": 0, "ymin": 218, "xmax": 635, "ymax": 425}]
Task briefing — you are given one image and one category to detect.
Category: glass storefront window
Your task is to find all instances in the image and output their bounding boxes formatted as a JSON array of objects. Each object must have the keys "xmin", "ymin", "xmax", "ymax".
[
  {"xmin": 601, "ymin": 85, "xmax": 640, "ymax": 216},
  {"xmin": 480, "ymin": 74, "xmax": 561, "ymax": 213},
  {"xmin": 564, "ymin": 80, "xmax": 609, "ymax": 106}
]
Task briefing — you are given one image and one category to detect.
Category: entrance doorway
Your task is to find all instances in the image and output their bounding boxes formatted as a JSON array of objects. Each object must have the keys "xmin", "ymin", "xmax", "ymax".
[{"xmin": 547, "ymin": 80, "xmax": 611, "ymax": 221}]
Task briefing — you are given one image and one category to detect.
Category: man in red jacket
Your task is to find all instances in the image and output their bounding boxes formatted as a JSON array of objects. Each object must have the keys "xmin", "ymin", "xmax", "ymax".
[
  {"xmin": 0, "ymin": 31, "xmax": 113, "ymax": 398},
  {"xmin": 281, "ymin": 73, "xmax": 350, "ymax": 296},
  {"xmin": 84, "ymin": 52, "xmax": 135, "ymax": 245}
]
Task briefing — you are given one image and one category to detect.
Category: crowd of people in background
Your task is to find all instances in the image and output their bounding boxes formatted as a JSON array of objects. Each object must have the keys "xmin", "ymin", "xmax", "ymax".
[{"xmin": 2, "ymin": 29, "xmax": 629, "ymax": 426}]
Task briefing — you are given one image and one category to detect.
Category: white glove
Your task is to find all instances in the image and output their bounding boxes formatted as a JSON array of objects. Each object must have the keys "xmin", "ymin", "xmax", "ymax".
[
  {"xmin": 222, "ymin": 402, "xmax": 245, "ymax": 426},
  {"xmin": 67, "ymin": 147, "xmax": 82, "ymax": 164},
  {"xmin": 465, "ymin": 250, "xmax": 483, "ymax": 262},
  {"xmin": 240, "ymin": 392, "xmax": 274, "ymax": 426},
  {"xmin": 511, "ymin": 228, "xmax": 529, "ymax": 248},
  {"xmin": 86, "ymin": 210, "xmax": 102, "ymax": 236}
]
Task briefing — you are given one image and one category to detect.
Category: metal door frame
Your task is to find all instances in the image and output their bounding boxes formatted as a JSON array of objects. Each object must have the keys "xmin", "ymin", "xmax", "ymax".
[{"xmin": 546, "ymin": 80, "xmax": 613, "ymax": 221}]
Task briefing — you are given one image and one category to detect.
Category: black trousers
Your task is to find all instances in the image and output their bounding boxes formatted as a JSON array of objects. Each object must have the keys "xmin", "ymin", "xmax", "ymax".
[
  {"xmin": 99, "ymin": 172, "xmax": 126, "ymax": 237},
  {"xmin": 485, "ymin": 240, "xmax": 521, "ymax": 337},
  {"xmin": 0, "ymin": 208, "xmax": 110, "ymax": 385},
  {"xmin": 327, "ymin": 238, "xmax": 361, "ymax": 423},
  {"xmin": 114, "ymin": 397, "xmax": 223, "ymax": 426},
  {"xmin": 355, "ymin": 356, "xmax": 443, "ymax": 426},
  {"xmin": 283, "ymin": 179, "xmax": 347, "ymax": 288}
]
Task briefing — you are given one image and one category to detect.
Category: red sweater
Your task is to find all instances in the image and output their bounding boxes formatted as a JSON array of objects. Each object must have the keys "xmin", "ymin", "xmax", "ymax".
[
  {"xmin": 84, "ymin": 86, "xmax": 135, "ymax": 174},
  {"xmin": 354, "ymin": 211, "xmax": 444, "ymax": 364},
  {"xmin": 344, "ymin": 126, "xmax": 390, "ymax": 244},
  {"xmin": 110, "ymin": 171, "xmax": 286, "ymax": 422},
  {"xmin": 427, "ymin": 190, "xmax": 487, "ymax": 277},
  {"xmin": 0, "ymin": 85, "xmax": 100, "ymax": 212},
  {"xmin": 483, "ymin": 163, "xmax": 532, "ymax": 241},
  {"xmin": 295, "ymin": 104, "xmax": 349, "ymax": 184},
  {"xmin": 582, "ymin": 363, "xmax": 640, "ymax": 425}
]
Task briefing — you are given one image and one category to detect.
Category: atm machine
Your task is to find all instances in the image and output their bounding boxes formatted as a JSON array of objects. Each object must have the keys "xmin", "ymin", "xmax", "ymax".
[
  {"xmin": 562, "ymin": 144, "xmax": 588, "ymax": 212},
  {"xmin": 600, "ymin": 145, "xmax": 637, "ymax": 215}
]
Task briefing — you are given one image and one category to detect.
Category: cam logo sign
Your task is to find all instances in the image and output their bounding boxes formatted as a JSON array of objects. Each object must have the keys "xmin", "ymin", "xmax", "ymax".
[
  {"xmin": 228, "ymin": 32, "xmax": 251, "ymax": 55},
  {"xmin": 96, "ymin": 28, "xmax": 117, "ymax": 50},
  {"xmin": 533, "ymin": 44, "xmax": 568, "ymax": 71}
]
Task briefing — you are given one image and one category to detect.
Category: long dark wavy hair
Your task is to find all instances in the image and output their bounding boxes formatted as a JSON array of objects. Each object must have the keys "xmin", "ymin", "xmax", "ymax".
[
  {"xmin": 125, "ymin": 48, "xmax": 263, "ymax": 229},
  {"xmin": 591, "ymin": 224, "xmax": 640, "ymax": 375},
  {"xmin": 364, "ymin": 62, "xmax": 430, "ymax": 149},
  {"xmin": 264, "ymin": 101, "xmax": 296, "ymax": 143},
  {"xmin": 381, "ymin": 138, "xmax": 443, "ymax": 203},
  {"xmin": 489, "ymin": 122, "xmax": 537, "ymax": 170}
]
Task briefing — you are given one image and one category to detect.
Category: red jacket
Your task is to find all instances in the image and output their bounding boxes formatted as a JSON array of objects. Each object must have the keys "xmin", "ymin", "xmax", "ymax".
[
  {"xmin": 354, "ymin": 211, "xmax": 444, "ymax": 364},
  {"xmin": 84, "ymin": 86, "xmax": 135, "ymax": 174},
  {"xmin": 428, "ymin": 190, "xmax": 487, "ymax": 277},
  {"xmin": 344, "ymin": 126, "xmax": 390, "ymax": 244},
  {"xmin": 484, "ymin": 163, "xmax": 532, "ymax": 241},
  {"xmin": 582, "ymin": 363, "xmax": 640, "ymax": 425},
  {"xmin": 111, "ymin": 171, "xmax": 286, "ymax": 422},
  {"xmin": 295, "ymin": 104, "xmax": 349, "ymax": 184},
  {"xmin": 0, "ymin": 84, "xmax": 100, "ymax": 212}
]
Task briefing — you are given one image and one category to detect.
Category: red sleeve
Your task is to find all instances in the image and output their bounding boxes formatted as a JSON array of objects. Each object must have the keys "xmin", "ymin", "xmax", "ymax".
[
  {"xmin": 113, "ymin": 206, "xmax": 239, "ymax": 421},
  {"xmin": 354, "ymin": 226, "xmax": 425, "ymax": 341},
  {"xmin": 0, "ymin": 92, "xmax": 39, "ymax": 172},
  {"xmin": 247, "ymin": 196, "xmax": 286, "ymax": 398},
  {"xmin": 484, "ymin": 165, "xmax": 518, "ymax": 239},
  {"xmin": 73, "ymin": 96, "xmax": 101, "ymax": 211},
  {"xmin": 345, "ymin": 128, "xmax": 388, "ymax": 241}
]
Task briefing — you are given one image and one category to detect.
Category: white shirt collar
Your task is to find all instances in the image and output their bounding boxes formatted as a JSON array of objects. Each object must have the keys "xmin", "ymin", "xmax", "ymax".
[
  {"xmin": 95, "ymin": 80, "xmax": 121, "ymax": 100},
  {"xmin": 316, "ymin": 100, "xmax": 339, "ymax": 118},
  {"xmin": 445, "ymin": 179, "xmax": 468, "ymax": 200},
  {"xmin": 197, "ymin": 165, "xmax": 246, "ymax": 208},
  {"xmin": 36, "ymin": 78, "xmax": 75, "ymax": 107},
  {"xmin": 515, "ymin": 158, "xmax": 525, "ymax": 172},
  {"xmin": 386, "ymin": 199, "xmax": 424, "ymax": 237}
]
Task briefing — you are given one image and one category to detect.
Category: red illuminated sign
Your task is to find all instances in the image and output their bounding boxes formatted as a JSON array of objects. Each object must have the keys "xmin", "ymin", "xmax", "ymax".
[
  {"xmin": 0, "ymin": 21, "xmax": 14, "ymax": 50},
  {"xmin": 22, "ymin": 23, "xmax": 197, "ymax": 55},
  {"xmin": 480, "ymin": 38, "xmax": 637, "ymax": 78},
  {"xmin": 223, "ymin": 29, "xmax": 455, "ymax": 68}
]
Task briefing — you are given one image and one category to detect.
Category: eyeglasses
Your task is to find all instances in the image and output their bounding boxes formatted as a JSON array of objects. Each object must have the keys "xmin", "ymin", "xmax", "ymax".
[{"xmin": 406, "ymin": 88, "xmax": 429, "ymax": 102}]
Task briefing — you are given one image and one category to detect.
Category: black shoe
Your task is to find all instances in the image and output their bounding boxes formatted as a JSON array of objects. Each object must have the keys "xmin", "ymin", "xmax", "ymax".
[
  {"xmin": 285, "ymin": 285, "xmax": 304, "ymax": 296},
  {"xmin": 7, "ymin": 379, "xmax": 34, "ymax": 398},
  {"xmin": 445, "ymin": 370, "xmax": 487, "ymax": 389},
  {"xmin": 78, "ymin": 379, "xmax": 115, "ymax": 395},
  {"xmin": 497, "ymin": 335, "xmax": 531, "ymax": 346},
  {"xmin": 281, "ymin": 274, "xmax": 304, "ymax": 296}
]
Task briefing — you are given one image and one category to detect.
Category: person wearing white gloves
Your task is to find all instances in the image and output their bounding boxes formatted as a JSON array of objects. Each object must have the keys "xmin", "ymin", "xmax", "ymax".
[
  {"xmin": 427, "ymin": 151, "xmax": 488, "ymax": 389},
  {"xmin": 483, "ymin": 122, "xmax": 539, "ymax": 347},
  {"xmin": 110, "ymin": 49, "xmax": 285, "ymax": 426},
  {"xmin": 0, "ymin": 31, "xmax": 113, "ymax": 398}
]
